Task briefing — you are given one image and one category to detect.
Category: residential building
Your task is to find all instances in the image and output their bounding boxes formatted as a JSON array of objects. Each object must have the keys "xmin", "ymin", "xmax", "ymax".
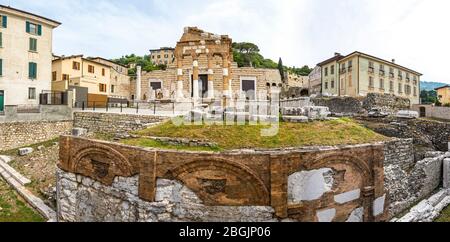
[
  {"xmin": 318, "ymin": 52, "xmax": 422, "ymax": 104},
  {"xmin": 308, "ymin": 66, "xmax": 322, "ymax": 95},
  {"xmin": 435, "ymin": 85, "xmax": 450, "ymax": 105},
  {"xmin": 87, "ymin": 57, "xmax": 131, "ymax": 102},
  {"xmin": 52, "ymin": 55, "xmax": 112, "ymax": 105},
  {"xmin": 0, "ymin": 5, "xmax": 60, "ymax": 112},
  {"xmin": 149, "ymin": 47, "xmax": 175, "ymax": 65}
]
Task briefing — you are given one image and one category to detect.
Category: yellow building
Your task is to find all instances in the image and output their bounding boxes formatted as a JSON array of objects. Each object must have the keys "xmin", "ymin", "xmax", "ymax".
[
  {"xmin": 318, "ymin": 52, "xmax": 422, "ymax": 105},
  {"xmin": 87, "ymin": 57, "xmax": 130, "ymax": 101},
  {"xmin": 435, "ymin": 85, "xmax": 450, "ymax": 105},
  {"xmin": 149, "ymin": 47, "xmax": 175, "ymax": 65},
  {"xmin": 52, "ymin": 55, "xmax": 112, "ymax": 105}
]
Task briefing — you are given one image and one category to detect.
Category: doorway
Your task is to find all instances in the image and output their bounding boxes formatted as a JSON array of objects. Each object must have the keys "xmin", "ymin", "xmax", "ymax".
[
  {"xmin": 0, "ymin": 90, "xmax": 4, "ymax": 112},
  {"xmin": 419, "ymin": 107, "xmax": 426, "ymax": 117},
  {"xmin": 191, "ymin": 74, "xmax": 208, "ymax": 98},
  {"xmin": 241, "ymin": 79, "xmax": 256, "ymax": 100}
]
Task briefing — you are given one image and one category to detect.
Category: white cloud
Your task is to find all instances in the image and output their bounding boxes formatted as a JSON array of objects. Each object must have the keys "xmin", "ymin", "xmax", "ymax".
[{"xmin": 3, "ymin": 0, "xmax": 449, "ymax": 83}]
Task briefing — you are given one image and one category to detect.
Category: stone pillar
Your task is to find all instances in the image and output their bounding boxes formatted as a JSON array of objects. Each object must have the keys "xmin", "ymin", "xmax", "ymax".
[
  {"xmin": 176, "ymin": 59, "xmax": 184, "ymax": 101},
  {"xmin": 207, "ymin": 56, "xmax": 215, "ymax": 99},
  {"xmin": 136, "ymin": 66, "xmax": 142, "ymax": 101},
  {"xmin": 192, "ymin": 59, "xmax": 200, "ymax": 100},
  {"xmin": 222, "ymin": 54, "xmax": 231, "ymax": 107}
]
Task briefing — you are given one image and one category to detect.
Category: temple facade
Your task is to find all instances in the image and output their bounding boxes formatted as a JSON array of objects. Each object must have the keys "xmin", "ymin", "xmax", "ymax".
[{"xmin": 132, "ymin": 27, "xmax": 281, "ymax": 104}]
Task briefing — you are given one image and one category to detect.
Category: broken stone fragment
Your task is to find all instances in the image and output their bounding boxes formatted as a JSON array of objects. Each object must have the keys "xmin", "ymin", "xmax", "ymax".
[
  {"xmin": 72, "ymin": 128, "xmax": 88, "ymax": 137},
  {"xmin": 18, "ymin": 147, "xmax": 34, "ymax": 156}
]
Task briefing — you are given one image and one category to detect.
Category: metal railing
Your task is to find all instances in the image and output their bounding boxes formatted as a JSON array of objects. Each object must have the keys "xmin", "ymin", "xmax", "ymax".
[{"xmin": 40, "ymin": 91, "xmax": 68, "ymax": 105}]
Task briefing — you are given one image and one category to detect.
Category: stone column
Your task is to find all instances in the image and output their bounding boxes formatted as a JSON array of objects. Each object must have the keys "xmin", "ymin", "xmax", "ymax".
[
  {"xmin": 192, "ymin": 59, "xmax": 200, "ymax": 100},
  {"xmin": 176, "ymin": 59, "xmax": 184, "ymax": 101},
  {"xmin": 207, "ymin": 55, "xmax": 215, "ymax": 99},
  {"xmin": 136, "ymin": 66, "xmax": 142, "ymax": 101},
  {"xmin": 222, "ymin": 54, "xmax": 231, "ymax": 107},
  {"xmin": 444, "ymin": 158, "xmax": 450, "ymax": 189}
]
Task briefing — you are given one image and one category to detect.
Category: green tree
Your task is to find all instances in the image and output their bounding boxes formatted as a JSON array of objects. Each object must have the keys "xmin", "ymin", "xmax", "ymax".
[{"xmin": 278, "ymin": 58, "xmax": 285, "ymax": 80}]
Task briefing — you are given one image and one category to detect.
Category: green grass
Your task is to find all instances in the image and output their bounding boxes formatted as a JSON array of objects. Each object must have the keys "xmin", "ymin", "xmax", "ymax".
[
  {"xmin": 127, "ymin": 118, "xmax": 388, "ymax": 151},
  {"xmin": 435, "ymin": 206, "xmax": 450, "ymax": 222},
  {"xmin": 0, "ymin": 179, "xmax": 45, "ymax": 222}
]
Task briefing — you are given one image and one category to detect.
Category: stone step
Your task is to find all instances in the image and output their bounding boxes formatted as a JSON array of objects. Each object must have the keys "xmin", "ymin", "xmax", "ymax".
[
  {"xmin": 0, "ymin": 165, "xmax": 56, "ymax": 221},
  {"xmin": 0, "ymin": 159, "xmax": 31, "ymax": 186}
]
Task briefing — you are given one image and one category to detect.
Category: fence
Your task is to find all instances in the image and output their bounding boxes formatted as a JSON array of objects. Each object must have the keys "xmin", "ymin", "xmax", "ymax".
[{"xmin": 40, "ymin": 91, "xmax": 68, "ymax": 105}]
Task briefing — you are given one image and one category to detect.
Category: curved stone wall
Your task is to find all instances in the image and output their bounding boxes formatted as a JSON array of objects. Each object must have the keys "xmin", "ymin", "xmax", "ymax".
[{"xmin": 57, "ymin": 136, "xmax": 389, "ymax": 222}]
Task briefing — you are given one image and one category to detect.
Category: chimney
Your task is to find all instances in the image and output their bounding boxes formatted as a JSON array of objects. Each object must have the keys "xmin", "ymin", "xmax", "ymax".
[
  {"xmin": 392, "ymin": 59, "xmax": 396, "ymax": 63},
  {"xmin": 335, "ymin": 52, "xmax": 341, "ymax": 56}
]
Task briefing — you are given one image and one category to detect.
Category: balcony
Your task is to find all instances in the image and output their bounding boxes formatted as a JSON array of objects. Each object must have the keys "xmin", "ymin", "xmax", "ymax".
[
  {"xmin": 340, "ymin": 68, "xmax": 347, "ymax": 74},
  {"xmin": 368, "ymin": 67, "xmax": 374, "ymax": 73},
  {"xmin": 389, "ymin": 73, "xmax": 395, "ymax": 78},
  {"xmin": 398, "ymin": 75, "xmax": 403, "ymax": 81},
  {"xmin": 379, "ymin": 70, "xmax": 385, "ymax": 76},
  {"xmin": 348, "ymin": 66, "xmax": 353, "ymax": 72}
]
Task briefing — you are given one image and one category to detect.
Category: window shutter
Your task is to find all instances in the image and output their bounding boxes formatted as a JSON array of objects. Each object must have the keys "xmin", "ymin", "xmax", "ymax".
[
  {"xmin": 0, "ymin": 59, "xmax": 2, "ymax": 76},
  {"xmin": 26, "ymin": 21, "xmax": 30, "ymax": 33},
  {"xmin": 0, "ymin": 32, "xmax": 2, "ymax": 47},
  {"xmin": 37, "ymin": 25, "xmax": 42, "ymax": 36},
  {"xmin": 2, "ymin": 16, "xmax": 7, "ymax": 28},
  {"xmin": 29, "ymin": 62, "xmax": 33, "ymax": 78},
  {"xmin": 33, "ymin": 63, "xmax": 37, "ymax": 78}
]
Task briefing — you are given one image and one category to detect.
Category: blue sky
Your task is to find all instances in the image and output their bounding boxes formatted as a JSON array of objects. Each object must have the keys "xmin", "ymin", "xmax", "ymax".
[{"xmin": 2, "ymin": 0, "xmax": 450, "ymax": 83}]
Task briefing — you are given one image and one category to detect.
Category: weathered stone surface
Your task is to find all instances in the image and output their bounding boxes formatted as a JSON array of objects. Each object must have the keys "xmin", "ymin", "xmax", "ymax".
[
  {"xmin": 444, "ymin": 158, "xmax": 450, "ymax": 189},
  {"xmin": 396, "ymin": 110, "xmax": 419, "ymax": 119},
  {"xmin": 0, "ymin": 121, "xmax": 72, "ymax": 152},
  {"xmin": 396, "ymin": 189, "xmax": 450, "ymax": 222},
  {"xmin": 73, "ymin": 112, "xmax": 167, "ymax": 134},
  {"xmin": 72, "ymin": 128, "xmax": 88, "ymax": 137},
  {"xmin": 57, "ymin": 136, "xmax": 388, "ymax": 222}
]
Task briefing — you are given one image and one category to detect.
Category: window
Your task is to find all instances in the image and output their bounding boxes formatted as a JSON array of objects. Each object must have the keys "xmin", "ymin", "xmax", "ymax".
[
  {"xmin": 398, "ymin": 83, "xmax": 403, "ymax": 93},
  {"xmin": 0, "ymin": 32, "xmax": 3, "ymax": 47},
  {"xmin": 0, "ymin": 15, "xmax": 7, "ymax": 28},
  {"xmin": 369, "ymin": 62, "xmax": 374, "ymax": 72},
  {"xmin": 102, "ymin": 68, "xmax": 105, "ymax": 76},
  {"xmin": 325, "ymin": 82, "xmax": 328, "ymax": 89},
  {"xmin": 72, "ymin": 61, "xmax": 80, "ymax": 70},
  {"xmin": 405, "ymin": 85, "xmax": 411, "ymax": 95},
  {"xmin": 29, "ymin": 38, "xmax": 37, "ymax": 52},
  {"xmin": 110, "ymin": 85, "xmax": 115, "ymax": 93},
  {"xmin": 88, "ymin": 65, "xmax": 95, "ymax": 73},
  {"xmin": 26, "ymin": 21, "xmax": 41, "ymax": 36},
  {"xmin": 369, "ymin": 77, "xmax": 374, "ymax": 88},
  {"xmin": 340, "ymin": 63, "xmax": 346, "ymax": 73},
  {"xmin": 348, "ymin": 60, "xmax": 353, "ymax": 71},
  {"xmin": 379, "ymin": 64, "xmax": 385, "ymax": 76},
  {"xmin": 330, "ymin": 65, "xmax": 335, "ymax": 75},
  {"xmin": 157, "ymin": 55, "xmax": 161, "ymax": 59},
  {"xmin": 390, "ymin": 81, "xmax": 394, "ymax": 92},
  {"xmin": 52, "ymin": 71, "xmax": 57, "ymax": 81},
  {"xmin": 28, "ymin": 62, "xmax": 37, "ymax": 79},
  {"xmin": 62, "ymin": 74, "xmax": 70, "ymax": 81},
  {"xmin": 324, "ymin": 67, "xmax": 328, "ymax": 76},
  {"xmin": 398, "ymin": 70, "xmax": 403, "ymax": 80},
  {"xmin": 164, "ymin": 54, "xmax": 168, "ymax": 58},
  {"xmin": 28, "ymin": 88, "xmax": 36, "ymax": 100},
  {"xmin": 414, "ymin": 87, "xmax": 417, "ymax": 96},
  {"xmin": 0, "ymin": 59, "xmax": 2, "ymax": 76},
  {"xmin": 389, "ymin": 68, "xmax": 395, "ymax": 78},
  {"xmin": 331, "ymin": 80, "xmax": 335, "ymax": 89},
  {"xmin": 150, "ymin": 82, "xmax": 162, "ymax": 90},
  {"xmin": 99, "ymin": 83, "xmax": 107, "ymax": 92},
  {"xmin": 379, "ymin": 79, "xmax": 385, "ymax": 90},
  {"xmin": 406, "ymin": 73, "xmax": 410, "ymax": 81}
]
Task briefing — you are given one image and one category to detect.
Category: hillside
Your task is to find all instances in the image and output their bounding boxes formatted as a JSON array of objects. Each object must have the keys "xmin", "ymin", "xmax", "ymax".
[{"xmin": 421, "ymin": 81, "xmax": 448, "ymax": 91}]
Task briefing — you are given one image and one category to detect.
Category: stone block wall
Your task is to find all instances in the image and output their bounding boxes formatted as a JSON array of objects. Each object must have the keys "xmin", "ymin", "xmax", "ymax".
[
  {"xmin": 0, "ymin": 121, "xmax": 72, "ymax": 151},
  {"xmin": 362, "ymin": 93, "xmax": 411, "ymax": 114},
  {"xmin": 0, "ymin": 105, "xmax": 73, "ymax": 123},
  {"xmin": 412, "ymin": 105, "xmax": 450, "ymax": 120},
  {"xmin": 383, "ymin": 138, "xmax": 450, "ymax": 217},
  {"xmin": 73, "ymin": 112, "xmax": 168, "ymax": 134},
  {"xmin": 311, "ymin": 97, "xmax": 363, "ymax": 115},
  {"xmin": 56, "ymin": 136, "xmax": 388, "ymax": 222}
]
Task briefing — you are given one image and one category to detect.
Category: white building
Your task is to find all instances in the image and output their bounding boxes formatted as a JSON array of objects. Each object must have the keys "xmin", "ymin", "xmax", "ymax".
[{"xmin": 0, "ymin": 5, "xmax": 60, "ymax": 112}]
